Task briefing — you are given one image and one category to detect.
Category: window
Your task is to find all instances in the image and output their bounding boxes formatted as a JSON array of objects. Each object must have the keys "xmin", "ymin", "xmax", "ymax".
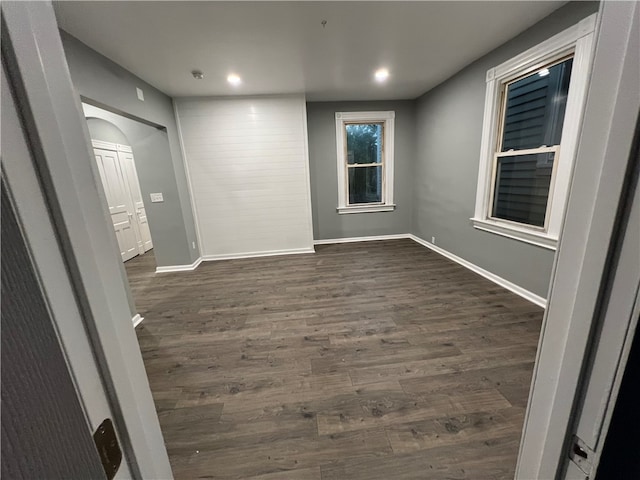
[
  {"xmin": 335, "ymin": 111, "xmax": 395, "ymax": 214},
  {"xmin": 472, "ymin": 14, "xmax": 596, "ymax": 250},
  {"xmin": 491, "ymin": 57, "xmax": 572, "ymax": 228}
]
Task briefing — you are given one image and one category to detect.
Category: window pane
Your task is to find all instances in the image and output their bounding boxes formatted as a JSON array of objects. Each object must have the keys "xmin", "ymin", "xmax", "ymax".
[
  {"xmin": 492, "ymin": 152, "xmax": 555, "ymax": 227},
  {"xmin": 346, "ymin": 123, "xmax": 383, "ymax": 164},
  {"xmin": 501, "ymin": 57, "xmax": 573, "ymax": 151},
  {"xmin": 348, "ymin": 166, "xmax": 382, "ymax": 204}
]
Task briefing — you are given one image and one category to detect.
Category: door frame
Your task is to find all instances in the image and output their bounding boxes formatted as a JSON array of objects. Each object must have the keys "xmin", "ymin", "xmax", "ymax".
[
  {"xmin": 1, "ymin": 2, "xmax": 172, "ymax": 478},
  {"xmin": 516, "ymin": 1, "xmax": 640, "ymax": 478}
]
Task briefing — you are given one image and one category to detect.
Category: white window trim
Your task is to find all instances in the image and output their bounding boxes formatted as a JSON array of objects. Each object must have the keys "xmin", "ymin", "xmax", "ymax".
[
  {"xmin": 472, "ymin": 13, "xmax": 597, "ymax": 250},
  {"xmin": 335, "ymin": 111, "xmax": 395, "ymax": 214},
  {"xmin": 90, "ymin": 139, "xmax": 133, "ymax": 153}
]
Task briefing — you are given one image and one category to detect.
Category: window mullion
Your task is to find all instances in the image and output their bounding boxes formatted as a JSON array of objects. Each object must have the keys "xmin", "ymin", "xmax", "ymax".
[
  {"xmin": 495, "ymin": 145, "xmax": 559, "ymax": 157},
  {"xmin": 346, "ymin": 163, "xmax": 384, "ymax": 168}
]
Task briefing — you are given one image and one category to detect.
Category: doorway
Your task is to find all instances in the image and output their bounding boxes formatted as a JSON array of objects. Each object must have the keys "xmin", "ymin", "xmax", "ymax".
[{"xmin": 83, "ymin": 105, "xmax": 171, "ymax": 326}]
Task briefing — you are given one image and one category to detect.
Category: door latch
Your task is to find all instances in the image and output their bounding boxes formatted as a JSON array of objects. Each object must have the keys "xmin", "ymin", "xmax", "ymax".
[
  {"xmin": 569, "ymin": 435, "xmax": 594, "ymax": 476},
  {"xmin": 93, "ymin": 418, "xmax": 122, "ymax": 480}
]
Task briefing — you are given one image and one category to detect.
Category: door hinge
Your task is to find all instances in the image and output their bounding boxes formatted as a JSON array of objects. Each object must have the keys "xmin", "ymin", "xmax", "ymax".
[
  {"xmin": 569, "ymin": 435, "xmax": 594, "ymax": 477},
  {"xmin": 93, "ymin": 418, "xmax": 122, "ymax": 480}
]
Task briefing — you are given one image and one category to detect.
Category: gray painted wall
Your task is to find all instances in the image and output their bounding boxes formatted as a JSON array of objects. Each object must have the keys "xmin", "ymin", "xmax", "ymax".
[
  {"xmin": 412, "ymin": 1, "xmax": 599, "ymax": 298},
  {"xmin": 307, "ymin": 101, "xmax": 415, "ymax": 240},
  {"xmin": 84, "ymin": 105, "xmax": 191, "ymax": 270},
  {"xmin": 86, "ymin": 117, "xmax": 129, "ymax": 144},
  {"xmin": 60, "ymin": 30, "xmax": 199, "ymax": 266}
]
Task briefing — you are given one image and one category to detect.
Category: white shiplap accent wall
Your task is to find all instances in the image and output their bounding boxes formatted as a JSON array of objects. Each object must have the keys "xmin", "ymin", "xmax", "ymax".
[{"xmin": 175, "ymin": 95, "xmax": 314, "ymax": 258}]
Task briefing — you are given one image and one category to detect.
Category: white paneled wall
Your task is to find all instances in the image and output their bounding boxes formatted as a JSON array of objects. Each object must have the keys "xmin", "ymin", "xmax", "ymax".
[{"xmin": 175, "ymin": 95, "xmax": 314, "ymax": 259}]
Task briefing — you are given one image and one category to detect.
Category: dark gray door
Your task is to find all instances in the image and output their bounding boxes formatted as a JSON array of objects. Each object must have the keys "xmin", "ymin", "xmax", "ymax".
[{"xmin": 1, "ymin": 180, "xmax": 106, "ymax": 479}]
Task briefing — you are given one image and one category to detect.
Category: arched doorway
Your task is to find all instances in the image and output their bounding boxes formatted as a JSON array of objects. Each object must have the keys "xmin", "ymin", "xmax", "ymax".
[{"xmin": 87, "ymin": 117, "xmax": 154, "ymax": 262}]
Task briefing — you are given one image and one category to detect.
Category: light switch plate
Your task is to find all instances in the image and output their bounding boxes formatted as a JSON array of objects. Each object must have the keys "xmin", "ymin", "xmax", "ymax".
[
  {"xmin": 150, "ymin": 192, "xmax": 163, "ymax": 203},
  {"xmin": 136, "ymin": 87, "xmax": 144, "ymax": 101}
]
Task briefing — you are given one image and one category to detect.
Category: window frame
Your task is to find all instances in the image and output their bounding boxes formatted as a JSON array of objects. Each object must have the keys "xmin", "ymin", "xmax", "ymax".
[
  {"xmin": 472, "ymin": 14, "xmax": 597, "ymax": 250},
  {"xmin": 335, "ymin": 111, "xmax": 395, "ymax": 214},
  {"xmin": 488, "ymin": 145, "xmax": 561, "ymax": 232}
]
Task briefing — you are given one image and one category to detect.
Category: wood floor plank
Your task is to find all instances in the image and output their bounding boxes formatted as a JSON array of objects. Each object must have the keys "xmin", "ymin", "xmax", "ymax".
[
  {"xmin": 245, "ymin": 466, "xmax": 322, "ymax": 480},
  {"xmin": 173, "ymin": 428, "xmax": 391, "ymax": 479},
  {"xmin": 320, "ymin": 435, "xmax": 520, "ymax": 480},
  {"xmin": 384, "ymin": 407, "xmax": 525, "ymax": 454},
  {"xmin": 348, "ymin": 344, "xmax": 538, "ymax": 386},
  {"xmin": 315, "ymin": 382, "xmax": 510, "ymax": 436},
  {"xmin": 127, "ymin": 239, "xmax": 543, "ymax": 479}
]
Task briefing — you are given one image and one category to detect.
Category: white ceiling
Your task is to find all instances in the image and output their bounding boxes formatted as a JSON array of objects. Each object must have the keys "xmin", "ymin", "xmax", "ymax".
[{"xmin": 55, "ymin": 1, "xmax": 567, "ymax": 101}]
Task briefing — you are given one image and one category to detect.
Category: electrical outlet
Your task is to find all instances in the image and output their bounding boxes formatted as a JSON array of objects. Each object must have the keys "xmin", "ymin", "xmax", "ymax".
[
  {"xmin": 136, "ymin": 87, "xmax": 144, "ymax": 101},
  {"xmin": 431, "ymin": 236, "xmax": 436, "ymax": 244},
  {"xmin": 192, "ymin": 242, "xmax": 196, "ymax": 249}
]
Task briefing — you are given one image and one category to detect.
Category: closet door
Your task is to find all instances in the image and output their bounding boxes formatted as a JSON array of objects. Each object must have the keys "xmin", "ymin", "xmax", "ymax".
[
  {"xmin": 93, "ymin": 147, "xmax": 138, "ymax": 261},
  {"xmin": 118, "ymin": 149, "xmax": 153, "ymax": 252}
]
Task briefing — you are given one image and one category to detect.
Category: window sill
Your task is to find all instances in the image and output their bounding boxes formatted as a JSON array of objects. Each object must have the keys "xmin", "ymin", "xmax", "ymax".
[
  {"xmin": 470, "ymin": 218, "xmax": 558, "ymax": 250},
  {"xmin": 338, "ymin": 204, "xmax": 396, "ymax": 215}
]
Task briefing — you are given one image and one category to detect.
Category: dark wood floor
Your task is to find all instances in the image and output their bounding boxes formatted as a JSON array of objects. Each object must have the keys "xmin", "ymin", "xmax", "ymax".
[{"xmin": 126, "ymin": 239, "xmax": 543, "ymax": 480}]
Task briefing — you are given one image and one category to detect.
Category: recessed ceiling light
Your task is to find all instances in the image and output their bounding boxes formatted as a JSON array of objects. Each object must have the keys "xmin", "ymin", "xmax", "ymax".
[
  {"xmin": 191, "ymin": 70, "xmax": 205, "ymax": 80},
  {"xmin": 538, "ymin": 68, "xmax": 550, "ymax": 77},
  {"xmin": 375, "ymin": 68, "xmax": 390, "ymax": 82},
  {"xmin": 227, "ymin": 74, "xmax": 242, "ymax": 86}
]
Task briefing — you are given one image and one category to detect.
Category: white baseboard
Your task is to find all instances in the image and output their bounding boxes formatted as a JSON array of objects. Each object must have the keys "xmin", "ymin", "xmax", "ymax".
[
  {"xmin": 408, "ymin": 234, "xmax": 547, "ymax": 308},
  {"xmin": 154, "ymin": 247, "xmax": 315, "ymax": 272},
  {"xmin": 314, "ymin": 234, "xmax": 411, "ymax": 245},
  {"xmin": 202, "ymin": 247, "xmax": 315, "ymax": 262},
  {"xmin": 155, "ymin": 257, "xmax": 202, "ymax": 274},
  {"xmin": 132, "ymin": 314, "xmax": 144, "ymax": 327}
]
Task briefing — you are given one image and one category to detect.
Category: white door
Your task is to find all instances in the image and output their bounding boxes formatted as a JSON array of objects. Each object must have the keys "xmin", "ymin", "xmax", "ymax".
[
  {"xmin": 118, "ymin": 149, "xmax": 153, "ymax": 252},
  {"xmin": 93, "ymin": 148, "xmax": 138, "ymax": 261}
]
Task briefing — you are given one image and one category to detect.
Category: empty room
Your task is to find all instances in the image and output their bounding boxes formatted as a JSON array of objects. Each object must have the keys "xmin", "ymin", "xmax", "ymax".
[{"xmin": 3, "ymin": 1, "xmax": 639, "ymax": 479}]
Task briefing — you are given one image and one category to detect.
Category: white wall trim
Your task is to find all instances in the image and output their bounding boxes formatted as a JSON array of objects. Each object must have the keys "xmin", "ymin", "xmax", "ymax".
[
  {"xmin": 91, "ymin": 139, "xmax": 117, "ymax": 151},
  {"xmin": 408, "ymin": 234, "xmax": 547, "ymax": 308},
  {"xmin": 202, "ymin": 247, "xmax": 315, "ymax": 262},
  {"xmin": 90, "ymin": 139, "xmax": 133, "ymax": 154},
  {"xmin": 471, "ymin": 218, "xmax": 558, "ymax": 250},
  {"xmin": 132, "ymin": 314, "xmax": 144, "ymax": 328},
  {"xmin": 491, "ymin": 13, "xmax": 596, "ymax": 81},
  {"xmin": 314, "ymin": 234, "xmax": 410, "ymax": 245},
  {"xmin": 338, "ymin": 204, "xmax": 396, "ymax": 215},
  {"xmin": 156, "ymin": 247, "xmax": 318, "ymax": 272},
  {"xmin": 117, "ymin": 144, "xmax": 133, "ymax": 153},
  {"xmin": 155, "ymin": 256, "xmax": 202, "ymax": 273}
]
